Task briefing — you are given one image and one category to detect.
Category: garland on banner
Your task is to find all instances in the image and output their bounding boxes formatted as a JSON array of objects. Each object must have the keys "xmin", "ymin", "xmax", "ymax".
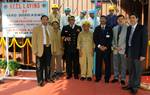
[
  {"xmin": 0, "ymin": 38, "xmax": 150, "ymax": 47},
  {"xmin": 0, "ymin": 38, "xmax": 150, "ymax": 48},
  {"xmin": 0, "ymin": 38, "xmax": 32, "ymax": 48}
]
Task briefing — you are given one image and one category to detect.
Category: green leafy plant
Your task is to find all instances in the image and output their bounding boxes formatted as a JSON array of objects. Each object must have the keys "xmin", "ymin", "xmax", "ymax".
[
  {"xmin": 0, "ymin": 60, "xmax": 7, "ymax": 69},
  {"xmin": 8, "ymin": 60, "xmax": 20, "ymax": 71}
]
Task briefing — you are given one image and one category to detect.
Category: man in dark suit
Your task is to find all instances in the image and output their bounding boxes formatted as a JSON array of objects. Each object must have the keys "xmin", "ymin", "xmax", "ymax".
[
  {"xmin": 61, "ymin": 16, "xmax": 82, "ymax": 79},
  {"xmin": 122, "ymin": 13, "xmax": 148, "ymax": 94},
  {"xmin": 93, "ymin": 15, "xmax": 113, "ymax": 83}
]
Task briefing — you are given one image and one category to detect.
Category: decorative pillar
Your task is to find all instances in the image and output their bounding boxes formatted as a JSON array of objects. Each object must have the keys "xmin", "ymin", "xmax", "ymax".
[{"xmin": 148, "ymin": 0, "xmax": 150, "ymax": 68}]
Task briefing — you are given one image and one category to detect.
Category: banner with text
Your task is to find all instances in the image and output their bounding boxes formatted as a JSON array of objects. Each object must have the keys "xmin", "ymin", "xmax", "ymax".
[{"xmin": 2, "ymin": 2, "xmax": 48, "ymax": 38}]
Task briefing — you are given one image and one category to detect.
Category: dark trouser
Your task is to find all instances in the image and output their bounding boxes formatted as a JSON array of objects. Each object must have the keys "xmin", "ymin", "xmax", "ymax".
[
  {"xmin": 65, "ymin": 49, "xmax": 80, "ymax": 77},
  {"xmin": 36, "ymin": 45, "xmax": 51, "ymax": 83},
  {"xmin": 127, "ymin": 47, "xmax": 142, "ymax": 90},
  {"xmin": 95, "ymin": 50, "xmax": 111, "ymax": 81}
]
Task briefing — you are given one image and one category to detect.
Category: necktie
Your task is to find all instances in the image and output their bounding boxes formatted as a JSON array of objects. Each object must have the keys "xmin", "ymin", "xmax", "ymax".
[
  {"xmin": 128, "ymin": 26, "xmax": 134, "ymax": 46},
  {"xmin": 45, "ymin": 26, "xmax": 49, "ymax": 45},
  {"xmin": 117, "ymin": 26, "xmax": 122, "ymax": 45}
]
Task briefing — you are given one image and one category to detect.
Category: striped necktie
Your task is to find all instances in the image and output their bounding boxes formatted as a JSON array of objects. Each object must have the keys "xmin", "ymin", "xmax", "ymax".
[{"xmin": 45, "ymin": 26, "xmax": 49, "ymax": 45}]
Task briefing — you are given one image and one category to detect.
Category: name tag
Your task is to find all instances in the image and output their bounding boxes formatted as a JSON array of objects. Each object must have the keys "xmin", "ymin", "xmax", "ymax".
[{"xmin": 106, "ymin": 35, "xmax": 110, "ymax": 38}]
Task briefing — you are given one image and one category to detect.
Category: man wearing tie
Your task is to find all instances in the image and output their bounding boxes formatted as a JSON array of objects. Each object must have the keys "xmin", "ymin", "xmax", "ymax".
[
  {"xmin": 93, "ymin": 15, "xmax": 113, "ymax": 83},
  {"xmin": 122, "ymin": 13, "xmax": 148, "ymax": 94},
  {"xmin": 111, "ymin": 15, "xmax": 128, "ymax": 85},
  {"xmin": 32, "ymin": 15, "xmax": 54, "ymax": 87},
  {"xmin": 61, "ymin": 16, "xmax": 82, "ymax": 79}
]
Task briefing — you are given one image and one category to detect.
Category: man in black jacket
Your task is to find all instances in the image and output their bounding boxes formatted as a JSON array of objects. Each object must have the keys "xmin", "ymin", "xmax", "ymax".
[
  {"xmin": 122, "ymin": 13, "xmax": 148, "ymax": 94},
  {"xmin": 61, "ymin": 16, "xmax": 82, "ymax": 79},
  {"xmin": 93, "ymin": 15, "xmax": 113, "ymax": 83}
]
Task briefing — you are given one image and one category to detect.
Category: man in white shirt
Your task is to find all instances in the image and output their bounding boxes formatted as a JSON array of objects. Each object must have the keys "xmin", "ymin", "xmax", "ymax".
[
  {"xmin": 32, "ymin": 15, "xmax": 54, "ymax": 87},
  {"xmin": 122, "ymin": 13, "xmax": 148, "ymax": 94},
  {"xmin": 60, "ymin": 8, "xmax": 71, "ymax": 30},
  {"xmin": 88, "ymin": 9, "xmax": 100, "ymax": 31},
  {"xmin": 75, "ymin": 10, "xmax": 87, "ymax": 26}
]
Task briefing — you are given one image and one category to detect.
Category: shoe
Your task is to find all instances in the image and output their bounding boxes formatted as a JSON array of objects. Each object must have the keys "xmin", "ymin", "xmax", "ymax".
[
  {"xmin": 52, "ymin": 74, "xmax": 56, "ymax": 80},
  {"xmin": 122, "ymin": 85, "xmax": 131, "ymax": 90},
  {"xmin": 74, "ymin": 76, "xmax": 79, "ymax": 79},
  {"xmin": 95, "ymin": 79, "xmax": 100, "ymax": 83},
  {"xmin": 87, "ymin": 77, "xmax": 92, "ymax": 81},
  {"xmin": 80, "ymin": 77, "xmax": 86, "ymax": 81},
  {"xmin": 66, "ymin": 76, "xmax": 72, "ymax": 79},
  {"xmin": 46, "ymin": 79, "xmax": 55, "ymax": 83},
  {"xmin": 0, "ymin": 80, "xmax": 4, "ymax": 84},
  {"xmin": 58, "ymin": 72, "xmax": 64, "ymax": 77},
  {"xmin": 38, "ymin": 81, "xmax": 44, "ymax": 87},
  {"xmin": 130, "ymin": 88, "xmax": 137, "ymax": 94},
  {"xmin": 105, "ymin": 80, "xmax": 109, "ymax": 83},
  {"xmin": 120, "ymin": 80, "xmax": 125, "ymax": 85},
  {"xmin": 111, "ymin": 79, "xmax": 118, "ymax": 83}
]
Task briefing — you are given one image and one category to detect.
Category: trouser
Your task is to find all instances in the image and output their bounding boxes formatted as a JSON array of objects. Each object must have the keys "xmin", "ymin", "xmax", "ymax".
[
  {"xmin": 65, "ymin": 49, "xmax": 80, "ymax": 77},
  {"xmin": 113, "ymin": 53, "xmax": 127, "ymax": 80},
  {"xmin": 51, "ymin": 55, "xmax": 62, "ymax": 76},
  {"xmin": 36, "ymin": 45, "xmax": 51, "ymax": 83},
  {"xmin": 95, "ymin": 50, "xmax": 111, "ymax": 81},
  {"xmin": 127, "ymin": 47, "xmax": 142, "ymax": 90},
  {"xmin": 80, "ymin": 50, "xmax": 93, "ymax": 78}
]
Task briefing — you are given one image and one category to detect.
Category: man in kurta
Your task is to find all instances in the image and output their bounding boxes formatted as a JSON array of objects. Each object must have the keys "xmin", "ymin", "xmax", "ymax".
[
  {"xmin": 50, "ymin": 20, "xmax": 63, "ymax": 80},
  {"xmin": 49, "ymin": 4, "xmax": 60, "ymax": 24},
  {"xmin": 88, "ymin": 9, "xmax": 100, "ymax": 31},
  {"xmin": 60, "ymin": 8, "xmax": 71, "ymax": 30},
  {"xmin": 75, "ymin": 10, "xmax": 87, "ymax": 26},
  {"xmin": 32, "ymin": 15, "xmax": 54, "ymax": 87},
  {"xmin": 77, "ymin": 21, "xmax": 94, "ymax": 81}
]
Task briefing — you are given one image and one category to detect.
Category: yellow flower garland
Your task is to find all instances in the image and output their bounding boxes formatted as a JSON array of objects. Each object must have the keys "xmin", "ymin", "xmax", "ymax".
[{"xmin": 0, "ymin": 37, "xmax": 32, "ymax": 48}]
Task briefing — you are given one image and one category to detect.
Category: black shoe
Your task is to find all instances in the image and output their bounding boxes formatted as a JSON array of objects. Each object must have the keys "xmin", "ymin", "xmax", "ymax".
[
  {"xmin": 80, "ymin": 77, "xmax": 86, "ymax": 81},
  {"xmin": 95, "ymin": 79, "xmax": 100, "ymax": 82},
  {"xmin": 87, "ymin": 77, "xmax": 92, "ymax": 81},
  {"xmin": 120, "ymin": 80, "xmax": 125, "ymax": 85},
  {"xmin": 130, "ymin": 88, "xmax": 137, "ymax": 94},
  {"xmin": 38, "ymin": 81, "xmax": 44, "ymax": 87},
  {"xmin": 105, "ymin": 80, "xmax": 109, "ymax": 83},
  {"xmin": 74, "ymin": 76, "xmax": 79, "ymax": 79},
  {"xmin": 46, "ymin": 79, "xmax": 55, "ymax": 83},
  {"xmin": 66, "ymin": 76, "xmax": 72, "ymax": 79},
  {"xmin": 52, "ymin": 74, "xmax": 56, "ymax": 80},
  {"xmin": 111, "ymin": 79, "xmax": 118, "ymax": 83},
  {"xmin": 122, "ymin": 85, "xmax": 131, "ymax": 90},
  {"xmin": 58, "ymin": 72, "xmax": 64, "ymax": 77},
  {"xmin": 0, "ymin": 80, "xmax": 4, "ymax": 84}
]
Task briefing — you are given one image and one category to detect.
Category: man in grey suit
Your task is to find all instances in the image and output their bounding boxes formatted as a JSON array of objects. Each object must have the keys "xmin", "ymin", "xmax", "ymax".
[
  {"xmin": 111, "ymin": 15, "xmax": 127, "ymax": 85},
  {"xmin": 122, "ymin": 13, "xmax": 148, "ymax": 94}
]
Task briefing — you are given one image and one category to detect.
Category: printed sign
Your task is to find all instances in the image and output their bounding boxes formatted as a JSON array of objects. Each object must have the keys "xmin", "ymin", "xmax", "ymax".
[{"xmin": 2, "ymin": 2, "xmax": 48, "ymax": 37}]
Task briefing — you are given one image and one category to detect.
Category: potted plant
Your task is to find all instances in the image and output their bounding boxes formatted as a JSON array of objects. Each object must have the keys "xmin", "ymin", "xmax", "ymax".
[
  {"xmin": 8, "ymin": 60, "xmax": 20, "ymax": 76},
  {"xmin": 0, "ymin": 60, "xmax": 7, "ymax": 75}
]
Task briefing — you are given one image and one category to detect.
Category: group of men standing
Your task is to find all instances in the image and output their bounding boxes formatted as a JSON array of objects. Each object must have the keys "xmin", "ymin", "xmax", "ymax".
[{"xmin": 32, "ymin": 4, "xmax": 148, "ymax": 94}]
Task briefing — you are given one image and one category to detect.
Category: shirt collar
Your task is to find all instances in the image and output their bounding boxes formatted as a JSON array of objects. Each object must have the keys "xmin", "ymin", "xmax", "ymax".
[
  {"xmin": 42, "ymin": 24, "xmax": 47, "ymax": 28},
  {"xmin": 70, "ymin": 24, "xmax": 75, "ymax": 29},
  {"xmin": 101, "ymin": 24, "xmax": 106, "ymax": 28},
  {"xmin": 132, "ymin": 23, "xmax": 138, "ymax": 29}
]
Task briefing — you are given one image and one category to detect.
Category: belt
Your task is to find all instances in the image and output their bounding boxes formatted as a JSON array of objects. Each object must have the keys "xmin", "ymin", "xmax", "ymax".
[{"xmin": 44, "ymin": 44, "xmax": 50, "ymax": 47}]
